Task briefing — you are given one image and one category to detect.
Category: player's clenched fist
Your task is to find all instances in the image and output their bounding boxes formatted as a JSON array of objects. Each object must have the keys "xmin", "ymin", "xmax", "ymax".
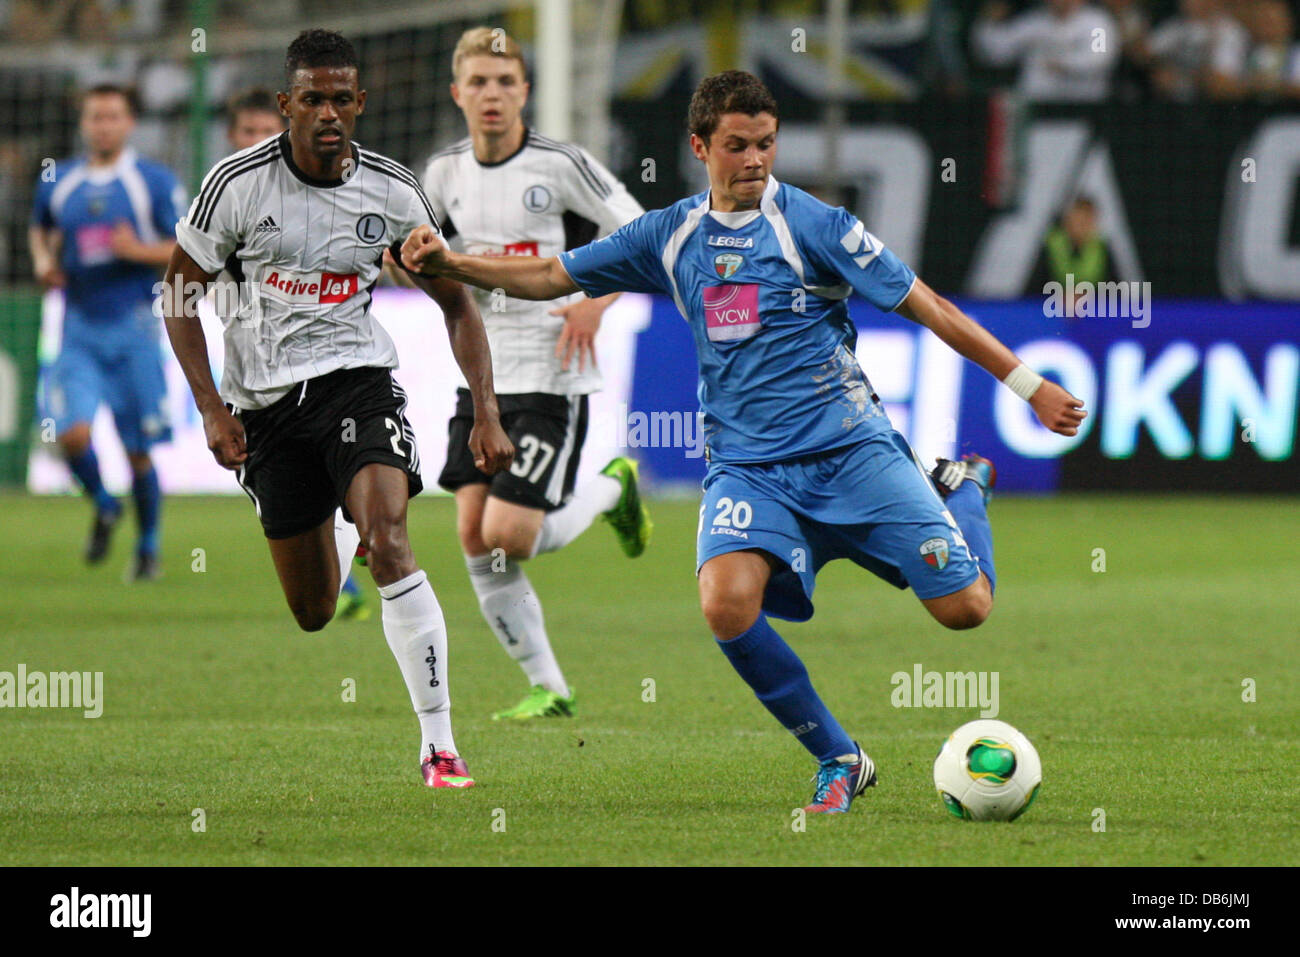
[
  {"xmin": 468, "ymin": 418, "xmax": 514, "ymax": 475},
  {"xmin": 202, "ymin": 405, "xmax": 248, "ymax": 469},
  {"xmin": 1030, "ymin": 380, "xmax": 1088, "ymax": 437},
  {"xmin": 401, "ymin": 224, "xmax": 449, "ymax": 275}
]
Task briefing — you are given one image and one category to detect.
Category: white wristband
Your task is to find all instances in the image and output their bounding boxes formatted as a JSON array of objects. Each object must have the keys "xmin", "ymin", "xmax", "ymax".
[{"xmin": 1003, "ymin": 364, "xmax": 1044, "ymax": 401}]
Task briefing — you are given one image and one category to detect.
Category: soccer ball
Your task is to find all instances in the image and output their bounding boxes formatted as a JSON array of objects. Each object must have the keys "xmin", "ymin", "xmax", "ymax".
[{"xmin": 933, "ymin": 719, "xmax": 1041, "ymax": 822}]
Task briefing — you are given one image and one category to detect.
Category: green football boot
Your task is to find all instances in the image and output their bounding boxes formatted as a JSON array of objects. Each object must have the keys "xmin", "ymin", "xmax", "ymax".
[
  {"xmin": 491, "ymin": 685, "xmax": 577, "ymax": 721},
  {"xmin": 600, "ymin": 457, "xmax": 652, "ymax": 558},
  {"xmin": 335, "ymin": 588, "xmax": 371, "ymax": 622}
]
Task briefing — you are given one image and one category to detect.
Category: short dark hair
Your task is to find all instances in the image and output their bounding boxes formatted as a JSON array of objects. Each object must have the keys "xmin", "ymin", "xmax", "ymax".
[
  {"xmin": 687, "ymin": 70, "xmax": 778, "ymax": 144},
  {"xmin": 284, "ymin": 29, "xmax": 359, "ymax": 86},
  {"xmin": 226, "ymin": 88, "xmax": 281, "ymax": 129},
  {"xmin": 81, "ymin": 83, "xmax": 139, "ymax": 117}
]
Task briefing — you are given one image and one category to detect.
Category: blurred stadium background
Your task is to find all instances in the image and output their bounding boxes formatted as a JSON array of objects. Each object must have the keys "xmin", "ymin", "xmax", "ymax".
[{"xmin": 1, "ymin": 0, "xmax": 1297, "ymax": 497}]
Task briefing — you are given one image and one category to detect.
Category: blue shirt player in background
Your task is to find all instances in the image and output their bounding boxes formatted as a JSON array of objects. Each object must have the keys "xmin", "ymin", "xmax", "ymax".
[
  {"xmin": 29, "ymin": 84, "xmax": 184, "ymax": 580},
  {"xmin": 399, "ymin": 71, "xmax": 1087, "ymax": 814}
]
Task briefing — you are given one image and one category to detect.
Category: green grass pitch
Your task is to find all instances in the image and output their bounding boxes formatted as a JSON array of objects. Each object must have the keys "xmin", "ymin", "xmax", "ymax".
[{"xmin": 1, "ymin": 492, "xmax": 1296, "ymax": 866}]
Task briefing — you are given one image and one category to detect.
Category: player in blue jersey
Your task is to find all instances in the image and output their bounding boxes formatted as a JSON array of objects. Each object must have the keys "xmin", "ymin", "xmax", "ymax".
[
  {"xmin": 399, "ymin": 71, "xmax": 1087, "ymax": 813},
  {"xmin": 30, "ymin": 84, "xmax": 185, "ymax": 580}
]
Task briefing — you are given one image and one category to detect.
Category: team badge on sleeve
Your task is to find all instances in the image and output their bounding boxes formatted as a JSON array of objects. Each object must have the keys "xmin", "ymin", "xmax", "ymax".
[{"xmin": 920, "ymin": 537, "xmax": 950, "ymax": 570}]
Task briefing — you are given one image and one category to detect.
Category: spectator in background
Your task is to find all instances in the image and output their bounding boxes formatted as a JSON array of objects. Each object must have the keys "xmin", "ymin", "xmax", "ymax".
[
  {"xmin": 1244, "ymin": 0, "xmax": 1300, "ymax": 99},
  {"xmin": 2, "ymin": 0, "xmax": 75, "ymax": 43},
  {"xmin": 1033, "ymin": 195, "xmax": 1114, "ymax": 315},
  {"xmin": 69, "ymin": 0, "xmax": 111, "ymax": 42},
  {"xmin": 0, "ymin": 143, "xmax": 21, "ymax": 274},
  {"xmin": 1101, "ymin": 0, "xmax": 1152, "ymax": 51},
  {"xmin": 972, "ymin": 0, "xmax": 1120, "ymax": 102},
  {"xmin": 928, "ymin": 0, "xmax": 972, "ymax": 97},
  {"xmin": 1100, "ymin": 0, "xmax": 1154, "ymax": 99},
  {"xmin": 3, "ymin": 0, "xmax": 167, "ymax": 43},
  {"xmin": 1221, "ymin": 0, "xmax": 1259, "ymax": 26},
  {"xmin": 1147, "ymin": 0, "xmax": 1250, "ymax": 100}
]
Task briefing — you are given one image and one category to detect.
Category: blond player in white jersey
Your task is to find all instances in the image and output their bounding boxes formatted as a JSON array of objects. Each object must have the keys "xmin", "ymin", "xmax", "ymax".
[
  {"xmin": 162, "ymin": 30, "xmax": 513, "ymax": 789},
  {"xmin": 411, "ymin": 29, "xmax": 651, "ymax": 720}
]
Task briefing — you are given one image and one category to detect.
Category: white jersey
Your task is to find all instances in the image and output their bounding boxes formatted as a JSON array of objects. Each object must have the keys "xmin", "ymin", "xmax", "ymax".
[
  {"xmin": 1148, "ymin": 14, "xmax": 1249, "ymax": 101},
  {"xmin": 972, "ymin": 5, "xmax": 1119, "ymax": 102},
  {"xmin": 175, "ymin": 131, "xmax": 442, "ymax": 409},
  {"xmin": 421, "ymin": 128, "xmax": 643, "ymax": 396}
]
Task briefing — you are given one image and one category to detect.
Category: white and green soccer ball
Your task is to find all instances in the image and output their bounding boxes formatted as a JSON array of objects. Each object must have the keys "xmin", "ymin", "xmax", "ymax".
[{"xmin": 934, "ymin": 719, "xmax": 1041, "ymax": 822}]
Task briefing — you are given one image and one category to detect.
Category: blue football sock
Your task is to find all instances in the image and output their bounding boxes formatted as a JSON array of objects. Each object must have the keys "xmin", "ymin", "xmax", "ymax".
[
  {"xmin": 341, "ymin": 575, "xmax": 360, "ymax": 597},
  {"xmin": 131, "ymin": 466, "xmax": 161, "ymax": 557},
  {"xmin": 67, "ymin": 447, "xmax": 117, "ymax": 514},
  {"xmin": 716, "ymin": 615, "xmax": 855, "ymax": 764},
  {"xmin": 948, "ymin": 481, "xmax": 996, "ymax": 594}
]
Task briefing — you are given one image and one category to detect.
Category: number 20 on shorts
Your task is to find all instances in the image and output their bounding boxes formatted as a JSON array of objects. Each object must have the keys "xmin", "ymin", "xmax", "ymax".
[{"xmin": 712, "ymin": 497, "xmax": 752, "ymax": 529}]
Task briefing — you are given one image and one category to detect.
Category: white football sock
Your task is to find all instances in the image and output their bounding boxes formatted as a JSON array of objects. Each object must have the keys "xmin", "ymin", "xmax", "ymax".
[
  {"xmin": 377, "ymin": 569, "xmax": 456, "ymax": 758},
  {"xmin": 465, "ymin": 553, "xmax": 568, "ymax": 696},
  {"xmin": 531, "ymin": 474, "xmax": 621, "ymax": 556},
  {"xmin": 333, "ymin": 509, "xmax": 360, "ymax": 597}
]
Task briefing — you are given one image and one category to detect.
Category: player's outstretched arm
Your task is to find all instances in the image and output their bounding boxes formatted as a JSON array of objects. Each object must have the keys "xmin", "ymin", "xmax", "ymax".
[
  {"xmin": 407, "ymin": 271, "xmax": 514, "ymax": 475},
  {"xmin": 159, "ymin": 244, "xmax": 247, "ymax": 470},
  {"xmin": 109, "ymin": 222, "xmax": 176, "ymax": 267},
  {"xmin": 896, "ymin": 277, "xmax": 1087, "ymax": 437},
  {"xmin": 400, "ymin": 224, "xmax": 580, "ymax": 302},
  {"xmin": 28, "ymin": 226, "xmax": 65, "ymax": 288}
]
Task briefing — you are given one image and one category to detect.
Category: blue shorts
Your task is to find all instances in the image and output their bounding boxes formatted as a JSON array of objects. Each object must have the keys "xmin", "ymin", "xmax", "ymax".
[
  {"xmin": 44, "ymin": 304, "xmax": 171, "ymax": 453},
  {"xmin": 696, "ymin": 430, "xmax": 981, "ymax": 622}
]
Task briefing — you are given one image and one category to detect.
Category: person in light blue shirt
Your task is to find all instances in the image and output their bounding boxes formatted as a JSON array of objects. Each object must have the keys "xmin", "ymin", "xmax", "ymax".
[
  {"xmin": 398, "ymin": 71, "xmax": 1087, "ymax": 814},
  {"xmin": 30, "ymin": 84, "xmax": 185, "ymax": 580}
]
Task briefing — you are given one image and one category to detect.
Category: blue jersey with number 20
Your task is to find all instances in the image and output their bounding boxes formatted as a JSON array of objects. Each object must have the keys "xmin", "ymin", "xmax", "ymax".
[{"xmin": 560, "ymin": 176, "xmax": 916, "ymax": 465}]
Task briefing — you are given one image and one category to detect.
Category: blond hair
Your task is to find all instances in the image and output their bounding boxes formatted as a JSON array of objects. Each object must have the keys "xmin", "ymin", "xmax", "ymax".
[{"xmin": 451, "ymin": 27, "xmax": 527, "ymax": 81}]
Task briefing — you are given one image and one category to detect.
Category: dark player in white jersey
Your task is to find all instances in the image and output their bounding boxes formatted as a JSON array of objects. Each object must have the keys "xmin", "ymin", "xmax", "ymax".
[
  {"xmin": 161, "ymin": 30, "xmax": 513, "ymax": 789},
  {"xmin": 409, "ymin": 28, "xmax": 652, "ymax": 722},
  {"xmin": 222, "ymin": 86, "xmax": 371, "ymax": 624}
]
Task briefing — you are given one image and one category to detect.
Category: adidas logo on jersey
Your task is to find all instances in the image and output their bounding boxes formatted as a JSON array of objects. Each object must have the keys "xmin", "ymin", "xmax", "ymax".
[{"xmin": 255, "ymin": 215, "xmax": 280, "ymax": 234}]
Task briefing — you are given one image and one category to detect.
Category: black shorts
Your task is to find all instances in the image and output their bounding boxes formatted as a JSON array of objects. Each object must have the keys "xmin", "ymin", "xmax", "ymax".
[
  {"xmin": 232, "ymin": 366, "xmax": 423, "ymax": 539},
  {"xmin": 438, "ymin": 388, "xmax": 588, "ymax": 512}
]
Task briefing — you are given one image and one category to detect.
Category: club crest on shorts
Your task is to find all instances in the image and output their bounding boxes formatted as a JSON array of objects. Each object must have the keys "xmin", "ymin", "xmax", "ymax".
[
  {"xmin": 714, "ymin": 252, "xmax": 743, "ymax": 279},
  {"xmin": 920, "ymin": 537, "xmax": 950, "ymax": 570}
]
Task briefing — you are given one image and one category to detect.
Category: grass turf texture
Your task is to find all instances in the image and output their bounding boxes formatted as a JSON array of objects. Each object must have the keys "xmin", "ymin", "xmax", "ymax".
[{"xmin": 1, "ymin": 492, "xmax": 1296, "ymax": 866}]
